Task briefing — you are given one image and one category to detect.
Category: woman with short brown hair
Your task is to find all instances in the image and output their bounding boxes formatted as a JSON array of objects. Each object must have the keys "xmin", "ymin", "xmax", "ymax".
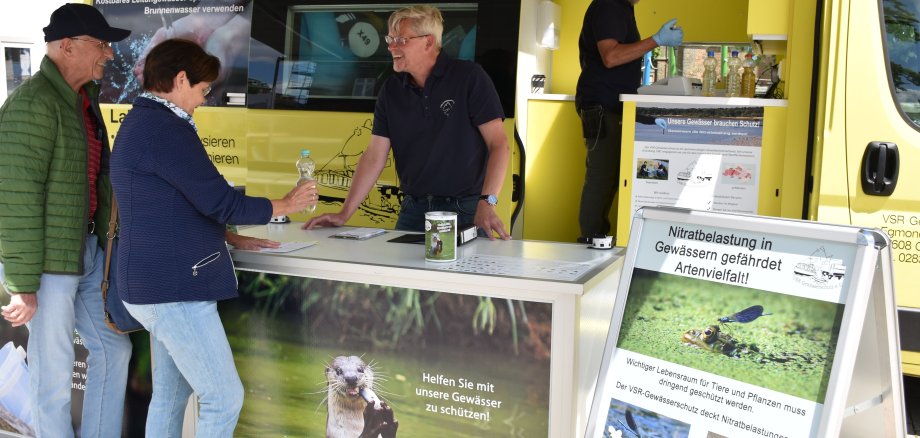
[{"xmin": 111, "ymin": 38, "xmax": 317, "ymax": 436}]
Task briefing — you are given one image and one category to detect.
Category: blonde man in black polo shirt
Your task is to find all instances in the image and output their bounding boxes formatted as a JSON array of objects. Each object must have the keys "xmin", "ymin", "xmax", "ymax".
[{"xmin": 305, "ymin": 4, "xmax": 511, "ymax": 240}]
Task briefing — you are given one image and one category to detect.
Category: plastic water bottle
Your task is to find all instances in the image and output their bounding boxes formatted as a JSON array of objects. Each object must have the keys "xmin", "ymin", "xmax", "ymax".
[
  {"xmin": 726, "ymin": 50, "xmax": 742, "ymax": 97},
  {"xmin": 296, "ymin": 149, "xmax": 316, "ymax": 214},
  {"xmin": 702, "ymin": 50, "xmax": 718, "ymax": 97},
  {"xmin": 741, "ymin": 53, "xmax": 757, "ymax": 98}
]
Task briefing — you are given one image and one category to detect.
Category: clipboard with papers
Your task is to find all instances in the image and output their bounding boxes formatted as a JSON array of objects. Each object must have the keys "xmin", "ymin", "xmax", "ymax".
[{"xmin": 329, "ymin": 227, "xmax": 387, "ymax": 240}]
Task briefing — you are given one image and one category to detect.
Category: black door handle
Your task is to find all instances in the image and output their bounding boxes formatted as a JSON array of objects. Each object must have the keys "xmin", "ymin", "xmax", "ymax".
[{"xmin": 860, "ymin": 141, "xmax": 899, "ymax": 196}]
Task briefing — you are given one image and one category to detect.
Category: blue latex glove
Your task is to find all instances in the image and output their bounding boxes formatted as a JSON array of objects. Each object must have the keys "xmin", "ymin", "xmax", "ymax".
[{"xmin": 653, "ymin": 18, "xmax": 684, "ymax": 46}]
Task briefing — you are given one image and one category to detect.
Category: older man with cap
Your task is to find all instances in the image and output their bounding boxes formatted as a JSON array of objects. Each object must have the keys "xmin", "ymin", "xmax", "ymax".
[{"xmin": 0, "ymin": 3, "xmax": 132, "ymax": 437}]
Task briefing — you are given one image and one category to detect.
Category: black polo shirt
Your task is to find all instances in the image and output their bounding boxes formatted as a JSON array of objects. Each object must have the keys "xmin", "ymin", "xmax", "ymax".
[
  {"xmin": 575, "ymin": 0, "xmax": 642, "ymax": 113},
  {"xmin": 372, "ymin": 52, "xmax": 504, "ymax": 197}
]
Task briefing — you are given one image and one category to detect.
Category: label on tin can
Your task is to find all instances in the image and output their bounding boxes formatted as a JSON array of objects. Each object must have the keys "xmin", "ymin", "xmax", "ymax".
[{"xmin": 425, "ymin": 211, "xmax": 457, "ymax": 262}]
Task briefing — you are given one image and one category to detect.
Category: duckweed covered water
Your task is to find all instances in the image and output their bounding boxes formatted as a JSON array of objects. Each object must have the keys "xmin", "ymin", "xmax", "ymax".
[{"xmin": 617, "ymin": 269, "xmax": 843, "ymax": 402}]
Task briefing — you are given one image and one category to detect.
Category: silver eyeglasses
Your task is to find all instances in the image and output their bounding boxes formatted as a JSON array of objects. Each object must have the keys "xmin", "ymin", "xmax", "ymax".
[
  {"xmin": 70, "ymin": 37, "xmax": 111, "ymax": 50},
  {"xmin": 384, "ymin": 34, "xmax": 429, "ymax": 46}
]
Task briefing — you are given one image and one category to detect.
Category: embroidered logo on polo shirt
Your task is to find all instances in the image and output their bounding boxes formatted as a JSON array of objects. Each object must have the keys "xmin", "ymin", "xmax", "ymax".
[{"xmin": 440, "ymin": 99, "xmax": 455, "ymax": 116}]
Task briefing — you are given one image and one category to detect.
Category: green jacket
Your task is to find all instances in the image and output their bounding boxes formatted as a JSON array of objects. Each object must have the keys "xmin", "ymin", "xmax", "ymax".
[{"xmin": 0, "ymin": 56, "xmax": 113, "ymax": 294}]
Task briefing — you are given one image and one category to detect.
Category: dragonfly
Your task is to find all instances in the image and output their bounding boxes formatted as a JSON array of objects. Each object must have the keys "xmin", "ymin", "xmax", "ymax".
[
  {"xmin": 718, "ymin": 305, "xmax": 772, "ymax": 324},
  {"xmin": 614, "ymin": 409, "xmax": 641, "ymax": 438}
]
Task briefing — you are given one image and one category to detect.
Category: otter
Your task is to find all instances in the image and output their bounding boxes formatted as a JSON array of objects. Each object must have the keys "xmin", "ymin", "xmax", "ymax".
[{"xmin": 325, "ymin": 355, "xmax": 398, "ymax": 438}]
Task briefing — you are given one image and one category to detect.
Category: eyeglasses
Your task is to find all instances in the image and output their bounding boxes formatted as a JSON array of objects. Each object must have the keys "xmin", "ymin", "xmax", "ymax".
[
  {"xmin": 70, "ymin": 37, "xmax": 111, "ymax": 50},
  {"xmin": 384, "ymin": 34, "xmax": 429, "ymax": 46},
  {"xmin": 203, "ymin": 85, "xmax": 212, "ymax": 97}
]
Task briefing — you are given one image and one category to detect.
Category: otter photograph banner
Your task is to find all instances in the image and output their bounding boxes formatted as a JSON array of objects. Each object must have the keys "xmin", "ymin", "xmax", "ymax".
[
  {"xmin": 221, "ymin": 273, "xmax": 552, "ymax": 437},
  {"xmin": 585, "ymin": 207, "xmax": 889, "ymax": 438}
]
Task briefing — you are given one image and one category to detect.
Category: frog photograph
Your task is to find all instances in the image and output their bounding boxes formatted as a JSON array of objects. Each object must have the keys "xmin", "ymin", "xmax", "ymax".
[{"xmin": 616, "ymin": 268, "xmax": 844, "ymax": 403}]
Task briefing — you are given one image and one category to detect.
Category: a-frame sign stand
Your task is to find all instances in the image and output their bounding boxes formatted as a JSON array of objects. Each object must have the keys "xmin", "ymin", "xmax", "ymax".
[{"xmin": 585, "ymin": 207, "xmax": 905, "ymax": 438}]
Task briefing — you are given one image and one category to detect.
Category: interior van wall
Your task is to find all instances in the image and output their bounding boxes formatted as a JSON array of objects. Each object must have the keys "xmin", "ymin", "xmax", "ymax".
[
  {"xmin": 515, "ymin": 0, "xmax": 555, "ymax": 139},
  {"xmin": 551, "ymin": 0, "xmax": 749, "ymax": 95},
  {"xmin": 513, "ymin": 0, "xmax": 554, "ymax": 238}
]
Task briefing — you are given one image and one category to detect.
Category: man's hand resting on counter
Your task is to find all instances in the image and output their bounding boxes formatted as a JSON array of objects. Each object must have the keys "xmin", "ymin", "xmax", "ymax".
[{"xmin": 302, "ymin": 212, "xmax": 348, "ymax": 230}]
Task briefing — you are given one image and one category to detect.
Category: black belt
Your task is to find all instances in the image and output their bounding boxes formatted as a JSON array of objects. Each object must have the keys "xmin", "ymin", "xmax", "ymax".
[
  {"xmin": 87, "ymin": 220, "xmax": 95, "ymax": 234},
  {"xmin": 406, "ymin": 194, "xmax": 477, "ymax": 203}
]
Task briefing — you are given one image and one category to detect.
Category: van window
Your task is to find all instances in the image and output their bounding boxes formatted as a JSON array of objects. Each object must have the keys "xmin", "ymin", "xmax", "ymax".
[
  {"xmin": 3, "ymin": 47, "xmax": 31, "ymax": 97},
  {"xmin": 883, "ymin": 0, "xmax": 920, "ymax": 127}
]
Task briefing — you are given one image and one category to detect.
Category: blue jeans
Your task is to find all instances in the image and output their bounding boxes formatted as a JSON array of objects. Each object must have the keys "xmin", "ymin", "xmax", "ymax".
[
  {"xmin": 123, "ymin": 300, "xmax": 243, "ymax": 437},
  {"xmin": 0, "ymin": 234, "xmax": 132, "ymax": 438},
  {"xmin": 395, "ymin": 194, "xmax": 479, "ymax": 232}
]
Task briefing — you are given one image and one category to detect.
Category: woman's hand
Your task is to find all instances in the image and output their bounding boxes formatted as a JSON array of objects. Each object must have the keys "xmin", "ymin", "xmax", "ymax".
[
  {"xmin": 272, "ymin": 182, "xmax": 317, "ymax": 216},
  {"xmin": 225, "ymin": 232, "xmax": 280, "ymax": 251}
]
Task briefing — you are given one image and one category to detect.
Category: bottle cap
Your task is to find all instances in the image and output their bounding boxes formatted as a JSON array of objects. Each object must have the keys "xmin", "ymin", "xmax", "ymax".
[
  {"xmin": 301, "ymin": 149, "xmax": 310, "ymax": 156},
  {"xmin": 732, "ymin": 50, "xmax": 739, "ymax": 56}
]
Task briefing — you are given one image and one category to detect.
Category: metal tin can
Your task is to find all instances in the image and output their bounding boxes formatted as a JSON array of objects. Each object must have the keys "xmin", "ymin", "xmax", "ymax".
[{"xmin": 425, "ymin": 211, "xmax": 457, "ymax": 262}]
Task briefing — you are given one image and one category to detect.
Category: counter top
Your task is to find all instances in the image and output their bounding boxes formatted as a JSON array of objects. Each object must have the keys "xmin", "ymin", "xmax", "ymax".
[
  {"xmin": 232, "ymin": 224, "xmax": 624, "ymax": 296},
  {"xmin": 621, "ymin": 93, "xmax": 788, "ymax": 107}
]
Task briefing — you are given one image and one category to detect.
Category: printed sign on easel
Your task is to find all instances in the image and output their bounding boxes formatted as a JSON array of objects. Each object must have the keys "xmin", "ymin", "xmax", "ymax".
[{"xmin": 585, "ymin": 207, "xmax": 905, "ymax": 438}]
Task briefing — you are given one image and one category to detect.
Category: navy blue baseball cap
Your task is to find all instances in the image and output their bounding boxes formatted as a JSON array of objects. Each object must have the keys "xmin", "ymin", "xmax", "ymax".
[{"xmin": 43, "ymin": 3, "xmax": 130, "ymax": 43}]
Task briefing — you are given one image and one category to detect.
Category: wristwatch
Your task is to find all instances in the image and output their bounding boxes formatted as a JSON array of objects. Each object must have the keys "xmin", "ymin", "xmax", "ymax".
[{"xmin": 479, "ymin": 194, "xmax": 498, "ymax": 206}]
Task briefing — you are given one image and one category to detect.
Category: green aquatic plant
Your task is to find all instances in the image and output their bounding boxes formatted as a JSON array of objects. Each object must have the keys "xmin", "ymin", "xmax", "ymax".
[
  {"xmin": 472, "ymin": 297, "xmax": 531, "ymax": 355},
  {"xmin": 235, "ymin": 271, "xmax": 546, "ymax": 356},
  {"xmin": 473, "ymin": 296, "xmax": 497, "ymax": 335}
]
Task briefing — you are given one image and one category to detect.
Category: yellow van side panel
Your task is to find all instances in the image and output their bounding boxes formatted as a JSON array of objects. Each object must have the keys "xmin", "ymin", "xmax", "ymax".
[{"xmin": 103, "ymin": 105, "xmax": 514, "ymax": 229}]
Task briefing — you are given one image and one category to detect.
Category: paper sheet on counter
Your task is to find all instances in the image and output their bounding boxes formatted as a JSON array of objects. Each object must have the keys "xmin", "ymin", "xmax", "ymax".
[{"xmin": 246, "ymin": 241, "xmax": 317, "ymax": 253}]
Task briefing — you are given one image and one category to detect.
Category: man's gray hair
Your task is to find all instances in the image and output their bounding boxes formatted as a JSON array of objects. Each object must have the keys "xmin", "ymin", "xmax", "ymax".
[{"xmin": 388, "ymin": 5, "xmax": 444, "ymax": 49}]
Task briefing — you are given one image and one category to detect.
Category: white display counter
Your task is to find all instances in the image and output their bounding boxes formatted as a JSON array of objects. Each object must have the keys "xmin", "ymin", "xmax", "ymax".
[
  {"xmin": 231, "ymin": 223, "xmax": 626, "ymax": 437},
  {"xmin": 621, "ymin": 93, "xmax": 788, "ymax": 107}
]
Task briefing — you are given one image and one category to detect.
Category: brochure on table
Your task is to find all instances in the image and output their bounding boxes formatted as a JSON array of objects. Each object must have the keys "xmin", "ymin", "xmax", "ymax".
[{"xmin": 585, "ymin": 207, "xmax": 903, "ymax": 438}]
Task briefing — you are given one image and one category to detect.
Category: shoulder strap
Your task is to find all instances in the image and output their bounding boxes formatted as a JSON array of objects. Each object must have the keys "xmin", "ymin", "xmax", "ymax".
[{"xmin": 102, "ymin": 198, "xmax": 118, "ymax": 293}]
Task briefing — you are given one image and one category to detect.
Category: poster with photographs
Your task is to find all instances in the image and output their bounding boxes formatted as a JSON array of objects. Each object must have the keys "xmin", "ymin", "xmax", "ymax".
[{"xmin": 631, "ymin": 104, "xmax": 764, "ymax": 216}]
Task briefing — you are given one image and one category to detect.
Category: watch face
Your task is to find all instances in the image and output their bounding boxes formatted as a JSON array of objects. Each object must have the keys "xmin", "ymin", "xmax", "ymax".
[{"xmin": 487, "ymin": 194, "xmax": 498, "ymax": 205}]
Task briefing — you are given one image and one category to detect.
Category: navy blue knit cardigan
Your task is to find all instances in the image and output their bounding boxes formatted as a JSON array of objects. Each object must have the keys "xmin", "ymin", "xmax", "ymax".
[{"xmin": 111, "ymin": 97, "xmax": 272, "ymax": 304}]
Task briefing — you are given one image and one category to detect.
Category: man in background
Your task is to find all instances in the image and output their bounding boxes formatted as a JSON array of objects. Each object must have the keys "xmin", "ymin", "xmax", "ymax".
[
  {"xmin": 575, "ymin": 0, "xmax": 682, "ymax": 242},
  {"xmin": 306, "ymin": 4, "xmax": 511, "ymax": 240},
  {"xmin": 0, "ymin": 4, "xmax": 132, "ymax": 436}
]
